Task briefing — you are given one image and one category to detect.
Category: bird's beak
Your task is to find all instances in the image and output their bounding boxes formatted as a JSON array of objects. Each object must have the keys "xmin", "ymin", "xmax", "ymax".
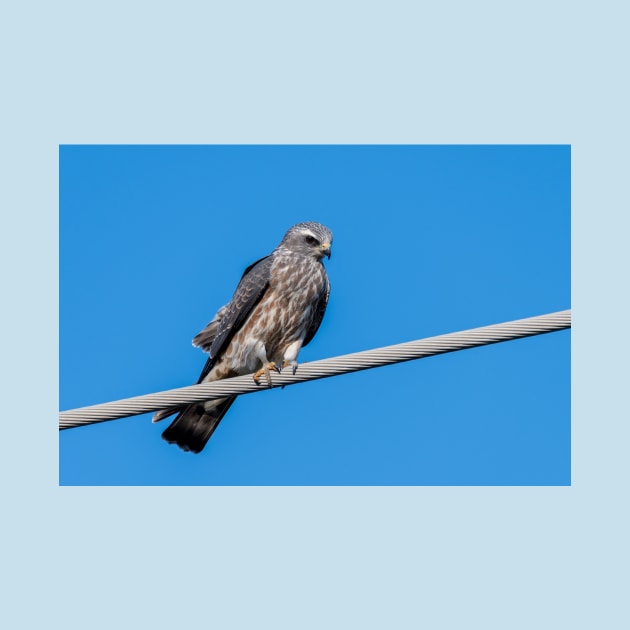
[{"xmin": 320, "ymin": 243, "xmax": 331, "ymax": 259}]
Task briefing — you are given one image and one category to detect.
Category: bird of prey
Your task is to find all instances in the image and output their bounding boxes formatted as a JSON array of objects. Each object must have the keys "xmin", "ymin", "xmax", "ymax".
[{"xmin": 153, "ymin": 221, "xmax": 333, "ymax": 454}]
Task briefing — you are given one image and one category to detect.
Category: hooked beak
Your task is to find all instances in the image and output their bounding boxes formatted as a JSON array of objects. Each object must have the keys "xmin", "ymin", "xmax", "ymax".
[{"xmin": 320, "ymin": 242, "xmax": 331, "ymax": 259}]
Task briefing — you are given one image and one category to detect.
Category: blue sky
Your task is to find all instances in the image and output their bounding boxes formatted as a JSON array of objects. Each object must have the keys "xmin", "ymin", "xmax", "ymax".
[{"xmin": 59, "ymin": 145, "xmax": 570, "ymax": 485}]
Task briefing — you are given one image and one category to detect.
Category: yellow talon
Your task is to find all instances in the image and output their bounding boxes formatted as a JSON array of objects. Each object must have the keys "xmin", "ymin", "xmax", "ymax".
[{"xmin": 253, "ymin": 362, "xmax": 278, "ymax": 386}]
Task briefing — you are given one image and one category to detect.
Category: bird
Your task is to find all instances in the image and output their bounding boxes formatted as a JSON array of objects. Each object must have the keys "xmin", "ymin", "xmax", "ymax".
[{"xmin": 153, "ymin": 221, "xmax": 333, "ymax": 453}]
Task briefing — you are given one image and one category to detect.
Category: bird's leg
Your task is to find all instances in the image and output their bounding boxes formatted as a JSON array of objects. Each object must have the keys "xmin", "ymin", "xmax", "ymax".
[
  {"xmin": 251, "ymin": 342, "xmax": 280, "ymax": 386},
  {"xmin": 279, "ymin": 340, "xmax": 303, "ymax": 376},
  {"xmin": 253, "ymin": 362, "xmax": 281, "ymax": 386}
]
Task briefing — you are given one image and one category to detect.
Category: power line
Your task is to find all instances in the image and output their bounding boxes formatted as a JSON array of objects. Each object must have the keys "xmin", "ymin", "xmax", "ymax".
[{"xmin": 59, "ymin": 309, "xmax": 570, "ymax": 430}]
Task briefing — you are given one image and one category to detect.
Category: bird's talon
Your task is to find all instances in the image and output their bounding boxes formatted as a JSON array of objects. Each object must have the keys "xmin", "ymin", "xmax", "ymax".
[
  {"xmin": 282, "ymin": 360, "xmax": 299, "ymax": 375},
  {"xmin": 253, "ymin": 362, "xmax": 278, "ymax": 387}
]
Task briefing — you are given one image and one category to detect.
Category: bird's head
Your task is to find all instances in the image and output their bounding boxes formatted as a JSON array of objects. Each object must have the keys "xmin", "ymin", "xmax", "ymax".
[{"xmin": 280, "ymin": 222, "xmax": 333, "ymax": 261}]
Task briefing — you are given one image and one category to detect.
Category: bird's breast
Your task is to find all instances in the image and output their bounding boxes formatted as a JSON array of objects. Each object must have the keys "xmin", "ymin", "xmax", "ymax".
[{"xmin": 218, "ymin": 256, "xmax": 327, "ymax": 372}]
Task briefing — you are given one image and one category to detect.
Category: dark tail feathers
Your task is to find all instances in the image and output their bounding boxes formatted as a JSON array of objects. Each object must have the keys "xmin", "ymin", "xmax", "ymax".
[{"xmin": 161, "ymin": 396, "xmax": 237, "ymax": 453}]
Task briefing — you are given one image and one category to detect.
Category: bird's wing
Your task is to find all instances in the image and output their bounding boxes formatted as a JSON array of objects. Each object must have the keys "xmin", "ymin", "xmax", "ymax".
[
  {"xmin": 190, "ymin": 305, "xmax": 228, "ymax": 354},
  {"xmin": 303, "ymin": 275, "xmax": 330, "ymax": 347},
  {"xmin": 193, "ymin": 255, "xmax": 273, "ymax": 382}
]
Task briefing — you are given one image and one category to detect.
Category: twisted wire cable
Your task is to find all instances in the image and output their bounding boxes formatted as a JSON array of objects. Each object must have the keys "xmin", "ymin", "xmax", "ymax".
[{"xmin": 59, "ymin": 309, "xmax": 571, "ymax": 430}]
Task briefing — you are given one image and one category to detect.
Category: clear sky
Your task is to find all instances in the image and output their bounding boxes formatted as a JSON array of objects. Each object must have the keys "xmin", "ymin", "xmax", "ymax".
[{"xmin": 59, "ymin": 145, "xmax": 570, "ymax": 485}]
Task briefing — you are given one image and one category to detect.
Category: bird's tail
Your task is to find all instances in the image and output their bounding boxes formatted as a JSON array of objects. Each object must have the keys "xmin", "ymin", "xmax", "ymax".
[{"xmin": 158, "ymin": 396, "xmax": 237, "ymax": 454}]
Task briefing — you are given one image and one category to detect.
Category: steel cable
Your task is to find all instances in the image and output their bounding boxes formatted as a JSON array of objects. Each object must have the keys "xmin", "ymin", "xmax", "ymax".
[{"xmin": 59, "ymin": 309, "xmax": 571, "ymax": 429}]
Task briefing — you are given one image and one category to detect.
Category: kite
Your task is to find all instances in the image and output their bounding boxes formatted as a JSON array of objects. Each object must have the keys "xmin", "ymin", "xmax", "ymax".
[{"xmin": 153, "ymin": 221, "xmax": 333, "ymax": 453}]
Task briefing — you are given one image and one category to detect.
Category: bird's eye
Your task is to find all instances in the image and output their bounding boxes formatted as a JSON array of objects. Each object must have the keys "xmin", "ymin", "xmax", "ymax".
[{"xmin": 304, "ymin": 235, "xmax": 319, "ymax": 246}]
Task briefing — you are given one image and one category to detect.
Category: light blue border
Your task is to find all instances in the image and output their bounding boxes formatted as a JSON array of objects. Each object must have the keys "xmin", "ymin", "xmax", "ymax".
[{"xmin": 4, "ymin": 2, "xmax": 627, "ymax": 628}]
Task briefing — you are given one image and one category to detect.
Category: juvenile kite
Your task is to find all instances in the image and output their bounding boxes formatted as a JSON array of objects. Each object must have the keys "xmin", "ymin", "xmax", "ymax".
[{"xmin": 153, "ymin": 222, "xmax": 333, "ymax": 453}]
